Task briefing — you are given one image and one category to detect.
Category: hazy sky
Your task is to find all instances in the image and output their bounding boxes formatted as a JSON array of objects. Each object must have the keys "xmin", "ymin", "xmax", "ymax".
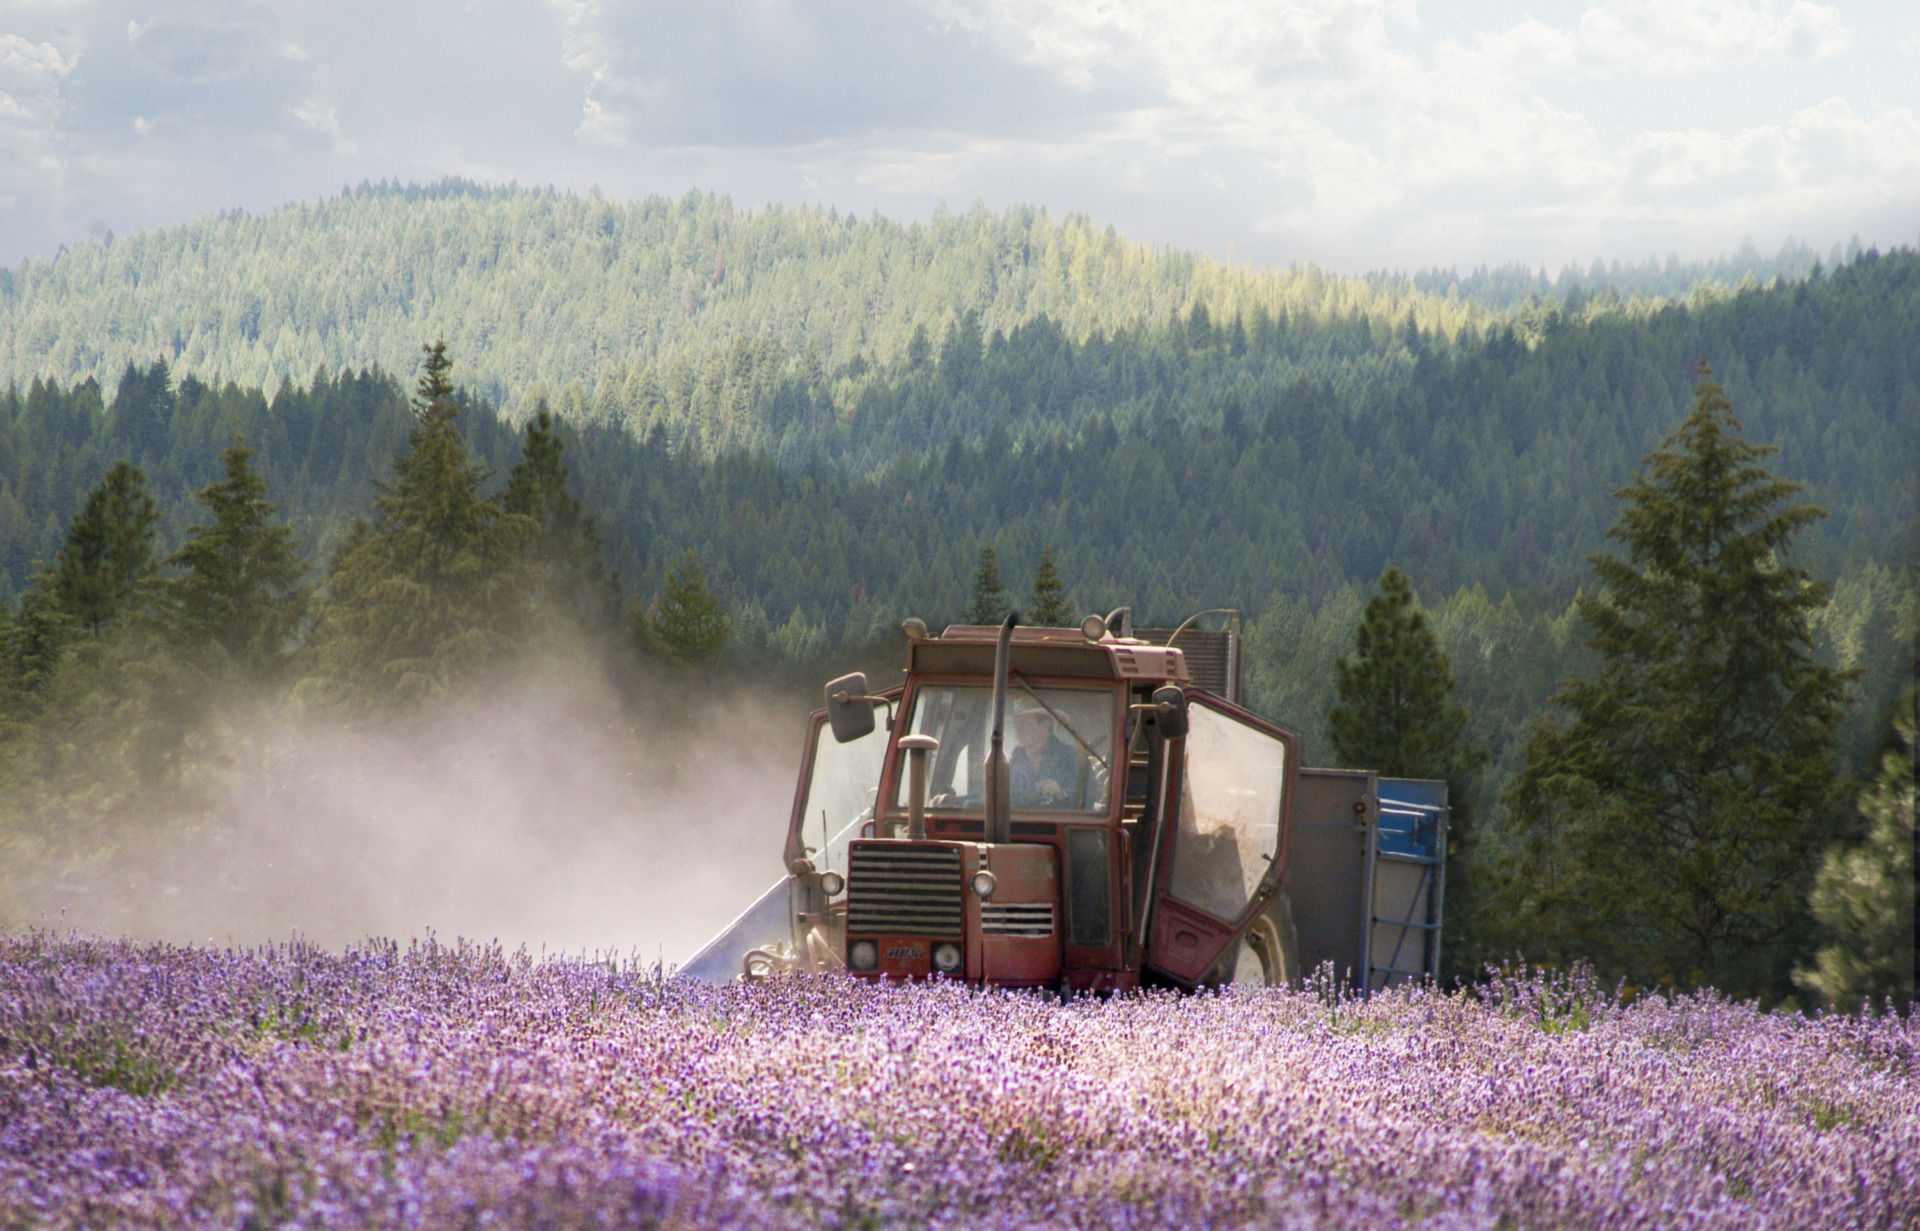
[{"xmin": 2, "ymin": 0, "xmax": 1916, "ymax": 273}]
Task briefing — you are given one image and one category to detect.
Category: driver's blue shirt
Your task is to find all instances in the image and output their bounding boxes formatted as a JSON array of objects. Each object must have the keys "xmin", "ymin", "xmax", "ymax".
[{"xmin": 1009, "ymin": 736, "xmax": 1079, "ymax": 808}]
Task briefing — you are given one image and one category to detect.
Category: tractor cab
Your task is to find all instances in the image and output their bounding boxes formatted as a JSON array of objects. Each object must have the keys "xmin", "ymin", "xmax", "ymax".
[{"xmin": 707, "ymin": 614, "xmax": 1301, "ymax": 993}]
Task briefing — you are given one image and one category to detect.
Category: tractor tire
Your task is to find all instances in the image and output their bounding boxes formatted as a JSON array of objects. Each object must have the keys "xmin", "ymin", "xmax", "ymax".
[{"xmin": 1230, "ymin": 894, "xmax": 1301, "ymax": 988}]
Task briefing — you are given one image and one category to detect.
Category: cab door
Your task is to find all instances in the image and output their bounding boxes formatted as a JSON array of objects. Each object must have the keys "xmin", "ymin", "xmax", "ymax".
[
  {"xmin": 1146, "ymin": 695, "xmax": 1298, "ymax": 985},
  {"xmin": 784, "ymin": 702, "xmax": 894, "ymax": 877}
]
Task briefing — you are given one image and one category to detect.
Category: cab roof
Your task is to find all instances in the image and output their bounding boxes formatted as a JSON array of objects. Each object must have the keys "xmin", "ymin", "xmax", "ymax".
[{"xmin": 911, "ymin": 625, "xmax": 1190, "ymax": 684}]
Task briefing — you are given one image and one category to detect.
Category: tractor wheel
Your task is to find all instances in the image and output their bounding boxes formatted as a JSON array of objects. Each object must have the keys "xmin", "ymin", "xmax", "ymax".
[{"xmin": 1230, "ymin": 894, "xmax": 1301, "ymax": 988}]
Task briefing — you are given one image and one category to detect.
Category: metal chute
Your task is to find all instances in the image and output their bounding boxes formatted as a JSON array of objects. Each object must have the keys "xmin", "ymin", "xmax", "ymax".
[{"xmin": 676, "ymin": 877, "xmax": 793, "ymax": 982}]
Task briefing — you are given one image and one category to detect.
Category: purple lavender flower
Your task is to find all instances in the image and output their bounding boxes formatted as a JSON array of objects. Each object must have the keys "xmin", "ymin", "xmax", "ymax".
[{"xmin": 1, "ymin": 934, "xmax": 1912, "ymax": 1228}]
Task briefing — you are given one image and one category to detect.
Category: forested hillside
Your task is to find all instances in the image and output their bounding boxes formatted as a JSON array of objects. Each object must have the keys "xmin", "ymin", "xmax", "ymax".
[
  {"xmin": 1, "ymin": 182, "xmax": 1492, "ymax": 431},
  {"xmin": 1411, "ymin": 235, "xmax": 1848, "ymax": 313},
  {"xmin": 2, "ymin": 247, "xmax": 1913, "ymax": 782},
  {"xmin": 2, "ymin": 198, "xmax": 1914, "ymax": 995},
  {"xmin": 5, "ymin": 245, "xmax": 1913, "ymax": 611},
  {"xmin": 6, "ymin": 184, "xmax": 1873, "ymax": 459}
]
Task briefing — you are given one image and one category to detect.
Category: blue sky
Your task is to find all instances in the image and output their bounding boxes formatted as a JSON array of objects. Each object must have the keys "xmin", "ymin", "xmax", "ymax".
[{"xmin": 2, "ymin": 0, "xmax": 1915, "ymax": 272}]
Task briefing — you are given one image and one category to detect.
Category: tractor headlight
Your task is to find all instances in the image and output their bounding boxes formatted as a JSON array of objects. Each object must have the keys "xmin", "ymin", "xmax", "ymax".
[
  {"xmin": 849, "ymin": 941, "xmax": 878, "ymax": 971},
  {"xmin": 819, "ymin": 871, "xmax": 845, "ymax": 897},
  {"xmin": 970, "ymin": 870, "xmax": 997, "ymax": 899},
  {"xmin": 932, "ymin": 942, "xmax": 962, "ymax": 974}
]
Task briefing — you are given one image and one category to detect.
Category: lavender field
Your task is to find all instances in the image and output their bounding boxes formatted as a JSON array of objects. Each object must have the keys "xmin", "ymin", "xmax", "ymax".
[{"xmin": 1, "ymin": 934, "xmax": 1913, "ymax": 1229}]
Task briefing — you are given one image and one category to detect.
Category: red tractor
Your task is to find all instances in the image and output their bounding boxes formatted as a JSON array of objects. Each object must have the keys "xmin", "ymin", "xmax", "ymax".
[{"xmin": 683, "ymin": 612, "xmax": 1449, "ymax": 993}]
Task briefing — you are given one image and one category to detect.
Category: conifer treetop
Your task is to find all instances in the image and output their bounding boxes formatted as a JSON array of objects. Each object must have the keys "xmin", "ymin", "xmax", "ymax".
[
  {"xmin": 159, "ymin": 439, "xmax": 308, "ymax": 677},
  {"xmin": 964, "ymin": 544, "xmax": 1008, "ymax": 626},
  {"xmin": 1501, "ymin": 364, "xmax": 1853, "ymax": 992},
  {"xmin": 1027, "ymin": 545, "xmax": 1072, "ymax": 628}
]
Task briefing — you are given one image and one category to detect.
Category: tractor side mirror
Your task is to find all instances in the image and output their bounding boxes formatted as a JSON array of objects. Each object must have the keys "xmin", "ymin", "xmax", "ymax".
[
  {"xmin": 825, "ymin": 672, "xmax": 877, "ymax": 743},
  {"xmin": 1151, "ymin": 685, "xmax": 1188, "ymax": 740}
]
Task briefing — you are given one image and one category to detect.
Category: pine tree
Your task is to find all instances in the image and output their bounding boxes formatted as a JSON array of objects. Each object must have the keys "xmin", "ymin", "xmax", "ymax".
[
  {"xmin": 501, "ymin": 406, "xmax": 618, "ymax": 631},
  {"xmin": 1502, "ymin": 367, "xmax": 1852, "ymax": 992},
  {"xmin": 109, "ymin": 360, "xmax": 173, "ymax": 464},
  {"xmin": 940, "ymin": 311, "xmax": 984, "ymax": 389},
  {"xmin": 156, "ymin": 440, "xmax": 308, "ymax": 677},
  {"xmin": 50, "ymin": 460, "xmax": 158, "ymax": 637},
  {"xmin": 640, "ymin": 550, "xmax": 729, "ymax": 662},
  {"xmin": 305, "ymin": 342, "xmax": 535, "ymax": 708},
  {"xmin": 0, "ymin": 585, "xmax": 77, "ymax": 706},
  {"xmin": 1328, "ymin": 567, "xmax": 1482, "ymax": 782},
  {"xmin": 1026, "ymin": 545, "xmax": 1073, "ymax": 627},
  {"xmin": 906, "ymin": 324, "xmax": 932, "ymax": 371},
  {"xmin": 1795, "ymin": 689, "xmax": 1915, "ymax": 1010},
  {"xmin": 1328, "ymin": 567, "xmax": 1486, "ymax": 974},
  {"xmin": 964, "ymin": 544, "xmax": 1008, "ymax": 625}
]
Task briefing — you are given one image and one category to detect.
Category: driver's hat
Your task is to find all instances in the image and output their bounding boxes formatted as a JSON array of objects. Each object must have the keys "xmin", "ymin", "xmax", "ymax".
[{"xmin": 1009, "ymin": 696, "xmax": 1053, "ymax": 722}]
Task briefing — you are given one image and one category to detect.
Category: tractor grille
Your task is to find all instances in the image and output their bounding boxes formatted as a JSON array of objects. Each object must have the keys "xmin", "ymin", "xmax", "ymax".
[
  {"xmin": 981, "ymin": 903, "xmax": 1055, "ymax": 938},
  {"xmin": 847, "ymin": 845, "xmax": 963, "ymax": 936}
]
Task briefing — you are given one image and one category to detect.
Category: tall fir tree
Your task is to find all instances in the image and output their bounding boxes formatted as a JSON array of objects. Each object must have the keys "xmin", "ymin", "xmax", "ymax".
[
  {"xmin": 1328, "ymin": 566, "xmax": 1486, "ymax": 974},
  {"xmin": 964, "ymin": 544, "xmax": 1009, "ymax": 625},
  {"xmin": 501, "ymin": 406, "xmax": 618, "ymax": 631},
  {"xmin": 49, "ymin": 460, "xmax": 158, "ymax": 637},
  {"xmin": 156, "ymin": 440, "xmax": 309, "ymax": 677},
  {"xmin": 305, "ymin": 342, "xmax": 534, "ymax": 708},
  {"xmin": 640, "ymin": 550, "xmax": 729, "ymax": 662},
  {"xmin": 1328, "ymin": 567, "xmax": 1482, "ymax": 783},
  {"xmin": 0, "ymin": 586, "xmax": 77, "ymax": 708},
  {"xmin": 1027, "ymin": 545, "xmax": 1073, "ymax": 627},
  {"xmin": 108, "ymin": 360, "xmax": 173, "ymax": 465},
  {"xmin": 1795, "ymin": 688, "xmax": 1915, "ymax": 1010},
  {"xmin": 1501, "ymin": 366, "xmax": 1852, "ymax": 993}
]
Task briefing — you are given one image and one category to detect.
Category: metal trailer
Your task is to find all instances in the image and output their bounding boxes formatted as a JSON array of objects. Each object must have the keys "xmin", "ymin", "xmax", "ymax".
[{"xmin": 1274, "ymin": 769, "xmax": 1447, "ymax": 992}]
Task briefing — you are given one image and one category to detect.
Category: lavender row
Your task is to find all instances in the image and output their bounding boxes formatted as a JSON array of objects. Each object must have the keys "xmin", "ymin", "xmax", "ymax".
[{"xmin": 2, "ymin": 933, "xmax": 1913, "ymax": 1229}]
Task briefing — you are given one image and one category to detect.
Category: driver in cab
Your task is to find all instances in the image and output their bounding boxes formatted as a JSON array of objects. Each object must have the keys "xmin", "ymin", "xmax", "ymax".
[{"xmin": 1009, "ymin": 697, "xmax": 1080, "ymax": 808}]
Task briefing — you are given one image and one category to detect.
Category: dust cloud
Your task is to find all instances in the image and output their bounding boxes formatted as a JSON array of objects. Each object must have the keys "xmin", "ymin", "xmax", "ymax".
[{"xmin": 13, "ymin": 654, "xmax": 812, "ymax": 965}]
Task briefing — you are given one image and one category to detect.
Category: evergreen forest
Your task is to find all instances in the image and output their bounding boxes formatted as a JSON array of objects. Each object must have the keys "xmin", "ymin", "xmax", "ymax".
[{"xmin": 0, "ymin": 186, "xmax": 1913, "ymax": 1000}]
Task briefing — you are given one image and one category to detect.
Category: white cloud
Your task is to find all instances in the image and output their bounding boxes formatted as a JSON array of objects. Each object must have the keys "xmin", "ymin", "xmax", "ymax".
[
  {"xmin": 882, "ymin": 0, "xmax": 1901, "ymax": 268},
  {"xmin": 0, "ymin": 0, "xmax": 1909, "ymax": 273},
  {"xmin": 0, "ymin": 33, "xmax": 77, "ymax": 78},
  {"xmin": 575, "ymin": 95, "xmax": 628, "ymax": 148},
  {"xmin": 1569, "ymin": 0, "xmax": 1849, "ymax": 77},
  {"xmin": 293, "ymin": 96, "xmax": 355, "ymax": 155}
]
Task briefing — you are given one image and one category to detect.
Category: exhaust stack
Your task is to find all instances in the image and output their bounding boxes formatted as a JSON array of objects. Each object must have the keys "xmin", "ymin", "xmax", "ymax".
[
  {"xmin": 983, "ymin": 611, "xmax": 1019, "ymax": 845},
  {"xmin": 900, "ymin": 734, "xmax": 938, "ymax": 840}
]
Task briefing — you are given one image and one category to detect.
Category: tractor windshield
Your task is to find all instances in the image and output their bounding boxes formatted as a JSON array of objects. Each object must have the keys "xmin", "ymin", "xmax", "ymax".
[{"xmin": 895, "ymin": 684, "xmax": 1116, "ymax": 814}]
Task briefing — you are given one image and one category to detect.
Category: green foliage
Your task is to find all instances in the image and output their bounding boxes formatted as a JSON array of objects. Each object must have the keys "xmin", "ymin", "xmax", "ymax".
[
  {"xmin": 1501, "ymin": 369, "xmax": 1854, "ymax": 994},
  {"xmin": 1027, "ymin": 546, "xmax": 1073, "ymax": 628},
  {"xmin": 49, "ymin": 461, "xmax": 158, "ymax": 637},
  {"xmin": 1796, "ymin": 690, "xmax": 1916, "ymax": 1010},
  {"xmin": 108, "ymin": 360, "xmax": 174, "ymax": 466},
  {"xmin": 302, "ymin": 344, "xmax": 535, "ymax": 710},
  {"xmin": 1328, "ymin": 567, "xmax": 1489, "ymax": 976},
  {"xmin": 640, "ymin": 550, "xmax": 730, "ymax": 662},
  {"xmin": 964, "ymin": 545, "xmax": 1009, "ymax": 626},
  {"xmin": 0, "ymin": 184, "xmax": 1495, "ymax": 430},
  {"xmin": 0, "ymin": 224, "xmax": 1913, "ymax": 989},
  {"xmin": 1328, "ymin": 568, "xmax": 1484, "ymax": 784},
  {"xmin": 0, "ymin": 249, "xmax": 1914, "ymax": 636},
  {"xmin": 155, "ymin": 441, "xmax": 308, "ymax": 678},
  {"xmin": 1, "ymin": 585, "xmax": 77, "ymax": 709},
  {"xmin": 501, "ymin": 406, "xmax": 619, "ymax": 632}
]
